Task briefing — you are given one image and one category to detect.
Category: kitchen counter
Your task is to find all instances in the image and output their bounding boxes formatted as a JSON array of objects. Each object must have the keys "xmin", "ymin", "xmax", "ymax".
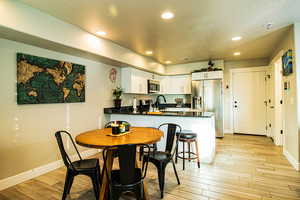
[
  {"xmin": 104, "ymin": 106, "xmax": 216, "ymax": 163},
  {"xmin": 104, "ymin": 109, "xmax": 214, "ymax": 118}
]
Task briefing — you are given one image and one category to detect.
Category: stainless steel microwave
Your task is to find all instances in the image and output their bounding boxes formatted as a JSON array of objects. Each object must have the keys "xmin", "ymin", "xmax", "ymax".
[{"xmin": 148, "ymin": 80, "xmax": 160, "ymax": 93}]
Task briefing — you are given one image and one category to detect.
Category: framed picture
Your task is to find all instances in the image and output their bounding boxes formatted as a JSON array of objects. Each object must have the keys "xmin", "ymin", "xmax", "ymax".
[
  {"xmin": 282, "ymin": 49, "xmax": 293, "ymax": 76},
  {"xmin": 17, "ymin": 53, "xmax": 85, "ymax": 104}
]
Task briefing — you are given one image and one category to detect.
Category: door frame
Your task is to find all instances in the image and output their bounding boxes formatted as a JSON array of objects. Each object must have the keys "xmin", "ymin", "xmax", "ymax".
[
  {"xmin": 229, "ymin": 66, "xmax": 270, "ymax": 134},
  {"xmin": 270, "ymin": 50, "xmax": 285, "ymax": 146}
]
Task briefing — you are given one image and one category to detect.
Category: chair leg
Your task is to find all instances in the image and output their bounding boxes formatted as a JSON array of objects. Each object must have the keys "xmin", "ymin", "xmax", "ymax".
[
  {"xmin": 182, "ymin": 141, "xmax": 185, "ymax": 170},
  {"xmin": 195, "ymin": 140, "xmax": 200, "ymax": 168},
  {"xmin": 139, "ymin": 146, "xmax": 144, "ymax": 161},
  {"xmin": 97, "ymin": 165, "xmax": 101, "ymax": 186},
  {"xmin": 175, "ymin": 143, "xmax": 178, "ymax": 164},
  {"xmin": 172, "ymin": 159, "xmax": 180, "ymax": 185},
  {"xmin": 135, "ymin": 184, "xmax": 143, "ymax": 200},
  {"xmin": 111, "ymin": 187, "xmax": 120, "ymax": 200},
  {"xmin": 157, "ymin": 164, "xmax": 166, "ymax": 199},
  {"xmin": 140, "ymin": 182, "xmax": 144, "ymax": 200},
  {"xmin": 188, "ymin": 142, "xmax": 191, "ymax": 162},
  {"xmin": 62, "ymin": 170, "xmax": 74, "ymax": 200},
  {"xmin": 90, "ymin": 174, "xmax": 100, "ymax": 200},
  {"xmin": 153, "ymin": 143, "xmax": 158, "ymax": 151}
]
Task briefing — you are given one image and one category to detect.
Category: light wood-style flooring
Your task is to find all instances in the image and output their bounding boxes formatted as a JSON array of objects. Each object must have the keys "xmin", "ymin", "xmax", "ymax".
[{"xmin": 1, "ymin": 134, "xmax": 300, "ymax": 200}]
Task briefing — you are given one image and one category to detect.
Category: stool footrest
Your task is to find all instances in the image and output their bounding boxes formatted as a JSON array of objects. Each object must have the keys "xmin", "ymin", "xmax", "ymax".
[{"xmin": 177, "ymin": 152, "xmax": 199, "ymax": 160}]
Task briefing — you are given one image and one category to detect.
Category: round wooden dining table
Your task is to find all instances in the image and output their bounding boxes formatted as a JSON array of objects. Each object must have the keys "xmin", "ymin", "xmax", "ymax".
[{"xmin": 75, "ymin": 127, "xmax": 163, "ymax": 200}]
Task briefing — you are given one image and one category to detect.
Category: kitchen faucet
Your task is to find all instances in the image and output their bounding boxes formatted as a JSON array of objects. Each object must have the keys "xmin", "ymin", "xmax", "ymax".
[{"xmin": 154, "ymin": 95, "xmax": 167, "ymax": 109}]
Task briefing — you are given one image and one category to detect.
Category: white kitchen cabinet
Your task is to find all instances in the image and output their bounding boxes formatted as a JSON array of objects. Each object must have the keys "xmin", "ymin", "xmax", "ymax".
[
  {"xmin": 159, "ymin": 76, "xmax": 169, "ymax": 94},
  {"xmin": 192, "ymin": 71, "xmax": 223, "ymax": 80},
  {"xmin": 121, "ymin": 67, "xmax": 192, "ymax": 95},
  {"xmin": 161, "ymin": 75, "xmax": 191, "ymax": 94},
  {"xmin": 121, "ymin": 68, "xmax": 148, "ymax": 94}
]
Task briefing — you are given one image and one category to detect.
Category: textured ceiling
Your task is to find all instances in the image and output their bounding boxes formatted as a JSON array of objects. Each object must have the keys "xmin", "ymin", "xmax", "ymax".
[{"xmin": 19, "ymin": 0, "xmax": 300, "ymax": 65}]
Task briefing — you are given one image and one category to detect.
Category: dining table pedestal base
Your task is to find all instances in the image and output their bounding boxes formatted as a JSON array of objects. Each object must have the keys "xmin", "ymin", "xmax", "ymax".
[{"xmin": 99, "ymin": 148, "xmax": 150, "ymax": 200}]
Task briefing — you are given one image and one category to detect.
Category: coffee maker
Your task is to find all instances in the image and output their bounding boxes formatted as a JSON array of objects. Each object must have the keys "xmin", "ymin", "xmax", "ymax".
[{"xmin": 138, "ymin": 99, "xmax": 153, "ymax": 112}]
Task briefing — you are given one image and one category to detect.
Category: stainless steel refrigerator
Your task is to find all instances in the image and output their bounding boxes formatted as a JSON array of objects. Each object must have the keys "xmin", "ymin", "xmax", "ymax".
[{"xmin": 192, "ymin": 79, "xmax": 224, "ymax": 138}]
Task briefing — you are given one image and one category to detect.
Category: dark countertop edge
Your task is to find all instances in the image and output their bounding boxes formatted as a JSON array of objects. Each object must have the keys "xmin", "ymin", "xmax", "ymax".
[
  {"xmin": 104, "ymin": 104, "xmax": 191, "ymax": 113},
  {"xmin": 103, "ymin": 111, "xmax": 214, "ymax": 118}
]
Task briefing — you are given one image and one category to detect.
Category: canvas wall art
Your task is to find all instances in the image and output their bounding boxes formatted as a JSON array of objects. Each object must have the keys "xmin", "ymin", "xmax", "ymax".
[
  {"xmin": 282, "ymin": 49, "xmax": 293, "ymax": 76},
  {"xmin": 17, "ymin": 53, "xmax": 85, "ymax": 104}
]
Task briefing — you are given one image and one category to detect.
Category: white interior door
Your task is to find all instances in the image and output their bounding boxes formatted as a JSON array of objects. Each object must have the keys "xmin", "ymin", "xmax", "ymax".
[
  {"xmin": 266, "ymin": 68, "xmax": 275, "ymax": 138},
  {"xmin": 274, "ymin": 59, "xmax": 284, "ymax": 145},
  {"xmin": 232, "ymin": 71, "xmax": 267, "ymax": 135}
]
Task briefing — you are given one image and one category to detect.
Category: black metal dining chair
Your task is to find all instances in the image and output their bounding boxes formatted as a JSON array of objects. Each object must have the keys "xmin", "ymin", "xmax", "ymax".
[
  {"xmin": 103, "ymin": 144, "xmax": 150, "ymax": 200},
  {"xmin": 139, "ymin": 127, "xmax": 158, "ymax": 161},
  {"xmin": 143, "ymin": 123, "xmax": 182, "ymax": 198},
  {"xmin": 55, "ymin": 130, "xmax": 101, "ymax": 200}
]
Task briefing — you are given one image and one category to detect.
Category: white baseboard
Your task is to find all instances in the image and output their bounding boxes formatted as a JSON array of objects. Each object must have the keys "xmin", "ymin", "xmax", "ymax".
[
  {"xmin": 224, "ymin": 129, "xmax": 233, "ymax": 134},
  {"xmin": 283, "ymin": 148, "xmax": 300, "ymax": 171},
  {"xmin": 0, "ymin": 149, "xmax": 98, "ymax": 191}
]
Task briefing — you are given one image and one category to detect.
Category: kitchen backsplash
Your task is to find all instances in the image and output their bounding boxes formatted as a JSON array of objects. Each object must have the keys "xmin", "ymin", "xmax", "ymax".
[{"xmin": 122, "ymin": 94, "xmax": 191, "ymax": 106}]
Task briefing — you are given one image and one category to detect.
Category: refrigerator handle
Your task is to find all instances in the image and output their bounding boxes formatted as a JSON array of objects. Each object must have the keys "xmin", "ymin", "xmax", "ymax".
[{"xmin": 199, "ymin": 96, "xmax": 202, "ymax": 108}]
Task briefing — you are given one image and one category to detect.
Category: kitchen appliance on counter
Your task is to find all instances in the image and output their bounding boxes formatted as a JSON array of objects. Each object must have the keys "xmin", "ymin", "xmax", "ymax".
[
  {"xmin": 175, "ymin": 98, "xmax": 184, "ymax": 107},
  {"xmin": 191, "ymin": 71, "xmax": 224, "ymax": 138},
  {"xmin": 138, "ymin": 99, "xmax": 153, "ymax": 112},
  {"xmin": 148, "ymin": 79, "xmax": 160, "ymax": 93}
]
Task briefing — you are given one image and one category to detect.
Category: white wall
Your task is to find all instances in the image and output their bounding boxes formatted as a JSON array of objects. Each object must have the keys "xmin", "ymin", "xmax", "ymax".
[
  {"xmin": 269, "ymin": 25, "xmax": 299, "ymax": 169},
  {"xmin": 0, "ymin": 0, "xmax": 165, "ymax": 74},
  {"xmin": 0, "ymin": 38, "xmax": 121, "ymax": 179},
  {"xmin": 165, "ymin": 60, "xmax": 224, "ymax": 75},
  {"xmin": 294, "ymin": 23, "xmax": 300, "ymax": 163}
]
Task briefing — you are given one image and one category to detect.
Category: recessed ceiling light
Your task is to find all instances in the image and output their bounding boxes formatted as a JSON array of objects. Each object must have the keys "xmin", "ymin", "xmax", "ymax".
[
  {"xmin": 161, "ymin": 11, "xmax": 174, "ymax": 20},
  {"xmin": 145, "ymin": 51, "xmax": 153, "ymax": 55},
  {"xmin": 96, "ymin": 31, "xmax": 107, "ymax": 36},
  {"xmin": 232, "ymin": 36, "xmax": 242, "ymax": 41},
  {"xmin": 165, "ymin": 61, "xmax": 172, "ymax": 64},
  {"xmin": 233, "ymin": 52, "xmax": 241, "ymax": 56}
]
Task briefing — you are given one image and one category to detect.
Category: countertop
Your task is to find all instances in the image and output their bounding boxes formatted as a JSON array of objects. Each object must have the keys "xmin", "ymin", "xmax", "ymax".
[{"xmin": 104, "ymin": 106, "xmax": 214, "ymax": 118}]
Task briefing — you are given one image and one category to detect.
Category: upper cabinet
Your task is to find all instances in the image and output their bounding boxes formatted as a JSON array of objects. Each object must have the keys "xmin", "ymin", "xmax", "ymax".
[
  {"xmin": 161, "ymin": 75, "xmax": 191, "ymax": 94},
  {"xmin": 121, "ymin": 68, "xmax": 151, "ymax": 94},
  {"xmin": 192, "ymin": 71, "xmax": 223, "ymax": 80},
  {"xmin": 121, "ymin": 67, "xmax": 192, "ymax": 95}
]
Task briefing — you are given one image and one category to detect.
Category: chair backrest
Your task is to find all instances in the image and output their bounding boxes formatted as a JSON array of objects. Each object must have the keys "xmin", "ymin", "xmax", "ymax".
[
  {"xmin": 55, "ymin": 130, "xmax": 82, "ymax": 170},
  {"xmin": 158, "ymin": 123, "xmax": 182, "ymax": 156},
  {"xmin": 104, "ymin": 121, "xmax": 131, "ymax": 128},
  {"xmin": 103, "ymin": 144, "xmax": 150, "ymax": 185}
]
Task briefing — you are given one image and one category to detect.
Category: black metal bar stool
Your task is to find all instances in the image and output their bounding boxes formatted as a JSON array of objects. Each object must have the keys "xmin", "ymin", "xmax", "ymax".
[{"xmin": 175, "ymin": 130, "xmax": 200, "ymax": 170}]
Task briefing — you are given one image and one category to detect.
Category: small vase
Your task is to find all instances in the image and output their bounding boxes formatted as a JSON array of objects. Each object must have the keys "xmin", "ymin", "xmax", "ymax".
[{"xmin": 114, "ymin": 99, "xmax": 122, "ymax": 109}]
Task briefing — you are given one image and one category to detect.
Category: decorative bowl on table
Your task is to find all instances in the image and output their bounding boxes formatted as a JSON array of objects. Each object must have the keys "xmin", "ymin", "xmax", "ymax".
[{"xmin": 111, "ymin": 122, "xmax": 130, "ymax": 135}]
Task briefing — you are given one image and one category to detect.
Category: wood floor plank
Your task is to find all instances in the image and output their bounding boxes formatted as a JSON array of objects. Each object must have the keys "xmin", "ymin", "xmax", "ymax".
[{"xmin": 1, "ymin": 134, "xmax": 300, "ymax": 200}]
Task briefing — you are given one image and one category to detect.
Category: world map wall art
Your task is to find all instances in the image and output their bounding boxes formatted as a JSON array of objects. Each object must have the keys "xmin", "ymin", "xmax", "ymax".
[{"xmin": 17, "ymin": 53, "xmax": 85, "ymax": 104}]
